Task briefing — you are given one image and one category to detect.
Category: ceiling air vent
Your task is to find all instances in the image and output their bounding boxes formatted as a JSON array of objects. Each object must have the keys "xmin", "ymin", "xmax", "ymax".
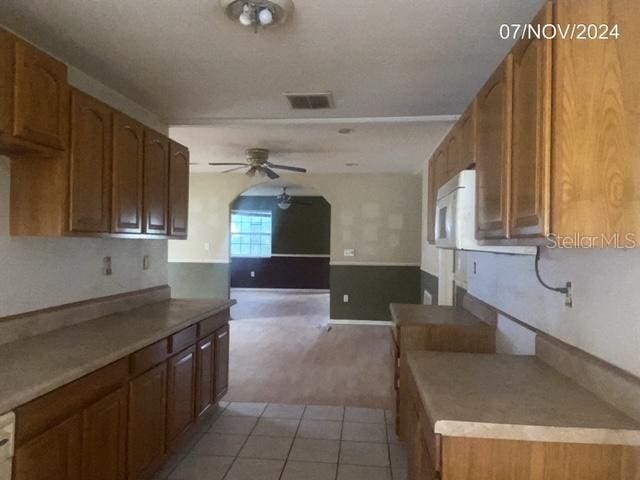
[{"xmin": 284, "ymin": 92, "xmax": 334, "ymax": 110}]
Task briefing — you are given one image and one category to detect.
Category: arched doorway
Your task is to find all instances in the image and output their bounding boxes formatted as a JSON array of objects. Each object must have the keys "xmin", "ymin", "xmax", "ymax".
[{"xmin": 228, "ymin": 180, "xmax": 331, "ymax": 321}]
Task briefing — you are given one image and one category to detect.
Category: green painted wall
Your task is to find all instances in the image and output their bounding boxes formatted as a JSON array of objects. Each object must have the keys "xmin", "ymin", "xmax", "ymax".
[
  {"xmin": 168, "ymin": 262, "xmax": 230, "ymax": 299},
  {"xmin": 230, "ymin": 196, "xmax": 330, "ymax": 255},
  {"xmin": 330, "ymin": 265, "xmax": 421, "ymax": 321},
  {"xmin": 420, "ymin": 270, "xmax": 439, "ymax": 305}
]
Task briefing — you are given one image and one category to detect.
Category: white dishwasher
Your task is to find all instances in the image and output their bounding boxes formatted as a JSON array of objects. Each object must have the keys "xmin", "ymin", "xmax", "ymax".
[{"xmin": 0, "ymin": 412, "xmax": 14, "ymax": 480}]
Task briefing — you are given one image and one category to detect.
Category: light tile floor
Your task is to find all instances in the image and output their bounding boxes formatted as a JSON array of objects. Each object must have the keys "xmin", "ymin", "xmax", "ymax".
[{"xmin": 155, "ymin": 402, "xmax": 407, "ymax": 480}]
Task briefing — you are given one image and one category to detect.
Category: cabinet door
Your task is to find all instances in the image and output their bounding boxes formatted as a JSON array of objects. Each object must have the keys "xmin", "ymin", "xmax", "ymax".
[
  {"xmin": 196, "ymin": 335, "xmax": 215, "ymax": 418},
  {"xmin": 459, "ymin": 101, "xmax": 477, "ymax": 170},
  {"xmin": 13, "ymin": 38, "xmax": 68, "ymax": 150},
  {"xmin": 510, "ymin": 2, "xmax": 552, "ymax": 239},
  {"xmin": 167, "ymin": 345, "xmax": 196, "ymax": 446},
  {"xmin": 446, "ymin": 130, "xmax": 461, "ymax": 177},
  {"xmin": 214, "ymin": 325, "xmax": 230, "ymax": 401},
  {"xmin": 434, "ymin": 147, "xmax": 448, "ymax": 190},
  {"xmin": 128, "ymin": 363, "xmax": 167, "ymax": 480},
  {"xmin": 69, "ymin": 89, "xmax": 113, "ymax": 233},
  {"xmin": 476, "ymin": 57, "xmax": 513, "ymax": 240},
  {"xmin": 112, "ymin": 112, "xmax": 144, "ymax": 234},
  {"xmin": 14, "ymin": 414, "xmax": 82, "ymax": 480},
  {"xmin": 168, "ymin": 140, "xmax": 190, "ymax": 237},
  {"xmin": 426, "ymin": 157, "xmax": 437, "ymax": 244},
  {"xmin": 82, "ymin": 387, "xmax": 127, "ymax": 480},
  {"xmin": 143, "ymin": 129, "xmax": 169, "ymax": 235}
]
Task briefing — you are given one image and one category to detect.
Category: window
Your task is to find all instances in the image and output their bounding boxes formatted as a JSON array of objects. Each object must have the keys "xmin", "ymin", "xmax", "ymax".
[{"xmin": 230, "ymin": 211, "xmax": 272, "ymax": 257}]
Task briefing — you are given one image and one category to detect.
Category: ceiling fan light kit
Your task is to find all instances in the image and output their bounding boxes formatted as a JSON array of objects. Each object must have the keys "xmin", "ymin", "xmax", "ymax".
[{"xmin": 221, "ymin": 0, "xmax": 294, "ymax": 31}]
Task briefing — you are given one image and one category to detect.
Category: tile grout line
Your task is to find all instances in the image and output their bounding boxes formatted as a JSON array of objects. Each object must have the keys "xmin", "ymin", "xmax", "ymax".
[
  {"xmin": 220, "ymin": 402, "xmax": 266, "ymax": 480},
  {"xmin": 277, "ymin": 404, "xmax": 307, "ymax": 480},
  {"xmin": 335, "ymin": 408, "xmax": 345, "ymax": 480}
]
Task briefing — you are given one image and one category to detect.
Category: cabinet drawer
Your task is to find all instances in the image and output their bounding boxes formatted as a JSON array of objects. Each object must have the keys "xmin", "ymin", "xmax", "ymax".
[
  {"xmin": 199, "ymin": 310, "xmax": 229, "ymax": 338},
  {"xmin": 130, "ymin": 339, "xmax": 169, "ymax": 376},
  {"xmin": 170, "ymin": 325, "xmax": 198, "ymax": 354}
]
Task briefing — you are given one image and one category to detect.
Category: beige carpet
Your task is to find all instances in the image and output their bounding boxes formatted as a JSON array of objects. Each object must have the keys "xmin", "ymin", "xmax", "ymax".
[{"xmin": 225, "ymin": 290, "xmax": 393, "ymax": 409}]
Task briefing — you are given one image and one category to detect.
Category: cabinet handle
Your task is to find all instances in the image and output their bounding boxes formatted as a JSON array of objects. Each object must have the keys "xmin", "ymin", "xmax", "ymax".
[
  {"xmin": 217, "ymin": 331, "xmax": 228, "ymax": 339},
  {"xmin": 177, "ymin": 353, "xmax": 193, "ymax": 365},
  {"xmin": 200, "ymin": 341, "xmax": 212, "ymax": 350}
]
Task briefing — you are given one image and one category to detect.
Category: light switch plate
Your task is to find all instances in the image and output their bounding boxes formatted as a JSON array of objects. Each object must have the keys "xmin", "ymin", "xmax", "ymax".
[{"xmin": 343, "ymin": 294, "xmax": 349, "ymax": 303}]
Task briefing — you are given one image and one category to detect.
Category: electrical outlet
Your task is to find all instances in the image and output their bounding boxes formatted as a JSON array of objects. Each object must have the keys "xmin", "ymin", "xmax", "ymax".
[
  {"xmin": 103, "ymin": 256, "xmax": 112, "ymax": 276},
  {"xmin": 343, "ymin": 294, "xmax": 349, "ymax": 303},
  {"xmin": 250, "ymin": 271, "xmax": 255, "ymax": 278},
  {"xmin": 143, "ymin": 255, "xmax": 150, "ymax": 270},
  {"xmin": 204, "ymin": 242, "xmax": 210, "ymax": 251},
  {"xmin": 344, "ymin": 248, "xmax": 355, "ymax": 257}
]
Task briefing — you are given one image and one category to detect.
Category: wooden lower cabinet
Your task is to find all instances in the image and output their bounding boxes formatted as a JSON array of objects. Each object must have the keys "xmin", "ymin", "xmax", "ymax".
[
  {"xmin": 14, "ymin": 414, "xmax": 82, "ymax": 480},
  {"xmin": 82, "ymin": 387, "xmax": 127, "ymax": 480},
  {"xmin": 166, "ymin": 346, "xmax": 196, "ymax": 447},
  {"xmin": 214, "ymin": 325, "xmax": 230, "ymax": 401},
  {"xmin": 128, "ymin": 363, "xmax": 167, "ymax": 480},
  {"xmin": 13, "ymin": 311, "xmax": 231, "ymax": 480},
  {"xmin": 196, "ymin": 335, "xmax": 215, "ymax": 418}
]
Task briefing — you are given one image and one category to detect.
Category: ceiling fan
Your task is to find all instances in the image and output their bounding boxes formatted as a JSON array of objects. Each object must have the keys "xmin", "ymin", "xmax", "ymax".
[
  {"xmin": 276, "ymin": 187, "xmax": 311, "ymax": 210},
  {"xmin": 208, "ymin": 148, "xmax": 307, "ymax": 179}
]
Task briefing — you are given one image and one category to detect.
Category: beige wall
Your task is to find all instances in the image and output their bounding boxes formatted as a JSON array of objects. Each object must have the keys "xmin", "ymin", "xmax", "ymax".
[
  {"xmin": 420, "ymin": 162, "xmax": 640, "ymax": 378},
  {"xmin": 0, "ymin": 63, "xmax": 169, "ymax": 318},
  {"xmin": 169, "ymin": 172, "xmax": 422, "ymax": 265}
]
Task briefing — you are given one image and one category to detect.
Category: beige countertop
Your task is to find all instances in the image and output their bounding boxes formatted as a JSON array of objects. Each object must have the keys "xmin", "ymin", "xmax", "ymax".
[
  {"xmin": 0, "ymin": 298, "xmax": 235, "ymax": 414},
  {"xmin": 390, "ymin": 303, "xmax": 491, "ymax": 328},
  {"xmin": 408, "ymin": 351, "xmax": 640, "ymax": 446}
]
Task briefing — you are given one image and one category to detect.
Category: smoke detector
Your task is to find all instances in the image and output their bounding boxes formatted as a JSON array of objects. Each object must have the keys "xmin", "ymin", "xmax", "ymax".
[{"xmin": 221, "ymin": 0, "xmax": 295, "ymax": 31}]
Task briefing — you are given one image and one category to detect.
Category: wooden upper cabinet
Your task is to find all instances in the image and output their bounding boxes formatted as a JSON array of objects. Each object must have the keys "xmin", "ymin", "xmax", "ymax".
[
  {"xmin": 144, "ymin": 129, "xmax": 170, "ymax": 235},
  {"xmin": 0, "ymin": 28, "xmax": 69, "ymax": 156},
  {"xmin": 169, "ymin": 140, "xmax": 190, "ymax": 237},
  {"xmin": 14, "ymin": 414, "xmax": 82, "ymax": 480},
  {"xmin": 128, "ymin": 363, "xmax": 167, "ymax": 480},
  {"xmin": 509, "ymin": 2, "xmax": 552, "ymax": 239},
  {"xmin": 551, "ymin": 0, "xmax": 640, "ymax": 246},
  {"xmin": 112, "ymin": 112, "xmax": 144, "ymax": 234},
  {"xmin": 69, "ymin": 89, "xmax": 113, "ymax": 234},
  {"xmin": 13, "ymin": 38, "xmax": 69, "ymax": 150},
  {"xmin": 81, "ymin": 387, "xmax": 127, "ymax": 480},
  {"xmin": 476, "ymin": 56, "xmax": 513, "ymax": 240},
  {"xmin": 434, "ymin": 147, "xmax": 448, "ymax": 190},
  {"xmin": 446, "ymin": 131, "xmax": 460, "ymax": 177},
  {"xmin": 426, "ymin": 158, "xmax": 437, "ymax": 244},
  {"xmin": 459, "ymin": 101, "xmax": 477, "ymax": 170}
]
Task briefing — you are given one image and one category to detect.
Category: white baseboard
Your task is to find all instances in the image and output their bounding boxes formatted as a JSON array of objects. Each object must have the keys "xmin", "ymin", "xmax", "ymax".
[
  {"xmin": 329, "ymin": 319, "xmax": 393, "ymax": 326},
  {"xmin": 230, "ymin": 288, "xmax": 330, "ymax": 293}
]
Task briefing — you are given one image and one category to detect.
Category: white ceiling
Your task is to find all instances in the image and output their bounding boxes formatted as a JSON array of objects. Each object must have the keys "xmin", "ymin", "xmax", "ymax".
[
  {"xmin": 0, "ymin": 0, "xmax": 543, "ymax": 122},
  {"xmin": 0, "ymin": 0, "xmax": 543, "ymax": 174},
  {"xmin": 170, "ymin": 119, "xmax": 454, "ymax": 174}
]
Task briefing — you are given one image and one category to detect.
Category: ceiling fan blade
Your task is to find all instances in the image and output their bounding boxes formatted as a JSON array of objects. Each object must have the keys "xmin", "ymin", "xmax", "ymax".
[
  {"xmin": 264, "ymin": 167, "xmax": 280, "ymax": 180},
  {"xmin": 208, "ymin": 162, "xmax": 247, "ymax": 166},
  {"xmin": 221, "ymin": 166, "xmax": 247, "ymax": 173},
  {"xmin": 267, "ymin": 163, "xmax": 307, "ymax": 173}
]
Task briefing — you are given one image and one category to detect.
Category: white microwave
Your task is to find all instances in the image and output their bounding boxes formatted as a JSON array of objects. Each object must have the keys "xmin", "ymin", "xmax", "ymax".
[{"xmin": 435, "ymin": 170, "xmax": 535, "ymax": 255}]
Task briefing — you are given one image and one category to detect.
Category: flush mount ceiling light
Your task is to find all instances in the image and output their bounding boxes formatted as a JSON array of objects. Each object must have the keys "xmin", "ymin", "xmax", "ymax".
[{"xmin": 221, "ymin": 0, "xmax": 294, "ymax": 31}]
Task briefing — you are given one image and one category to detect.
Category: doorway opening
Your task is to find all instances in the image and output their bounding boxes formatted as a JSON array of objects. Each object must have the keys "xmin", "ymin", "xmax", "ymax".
[{"xmin": 228, "ymin": 181, "xmax": 331, "ymax": 322}]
